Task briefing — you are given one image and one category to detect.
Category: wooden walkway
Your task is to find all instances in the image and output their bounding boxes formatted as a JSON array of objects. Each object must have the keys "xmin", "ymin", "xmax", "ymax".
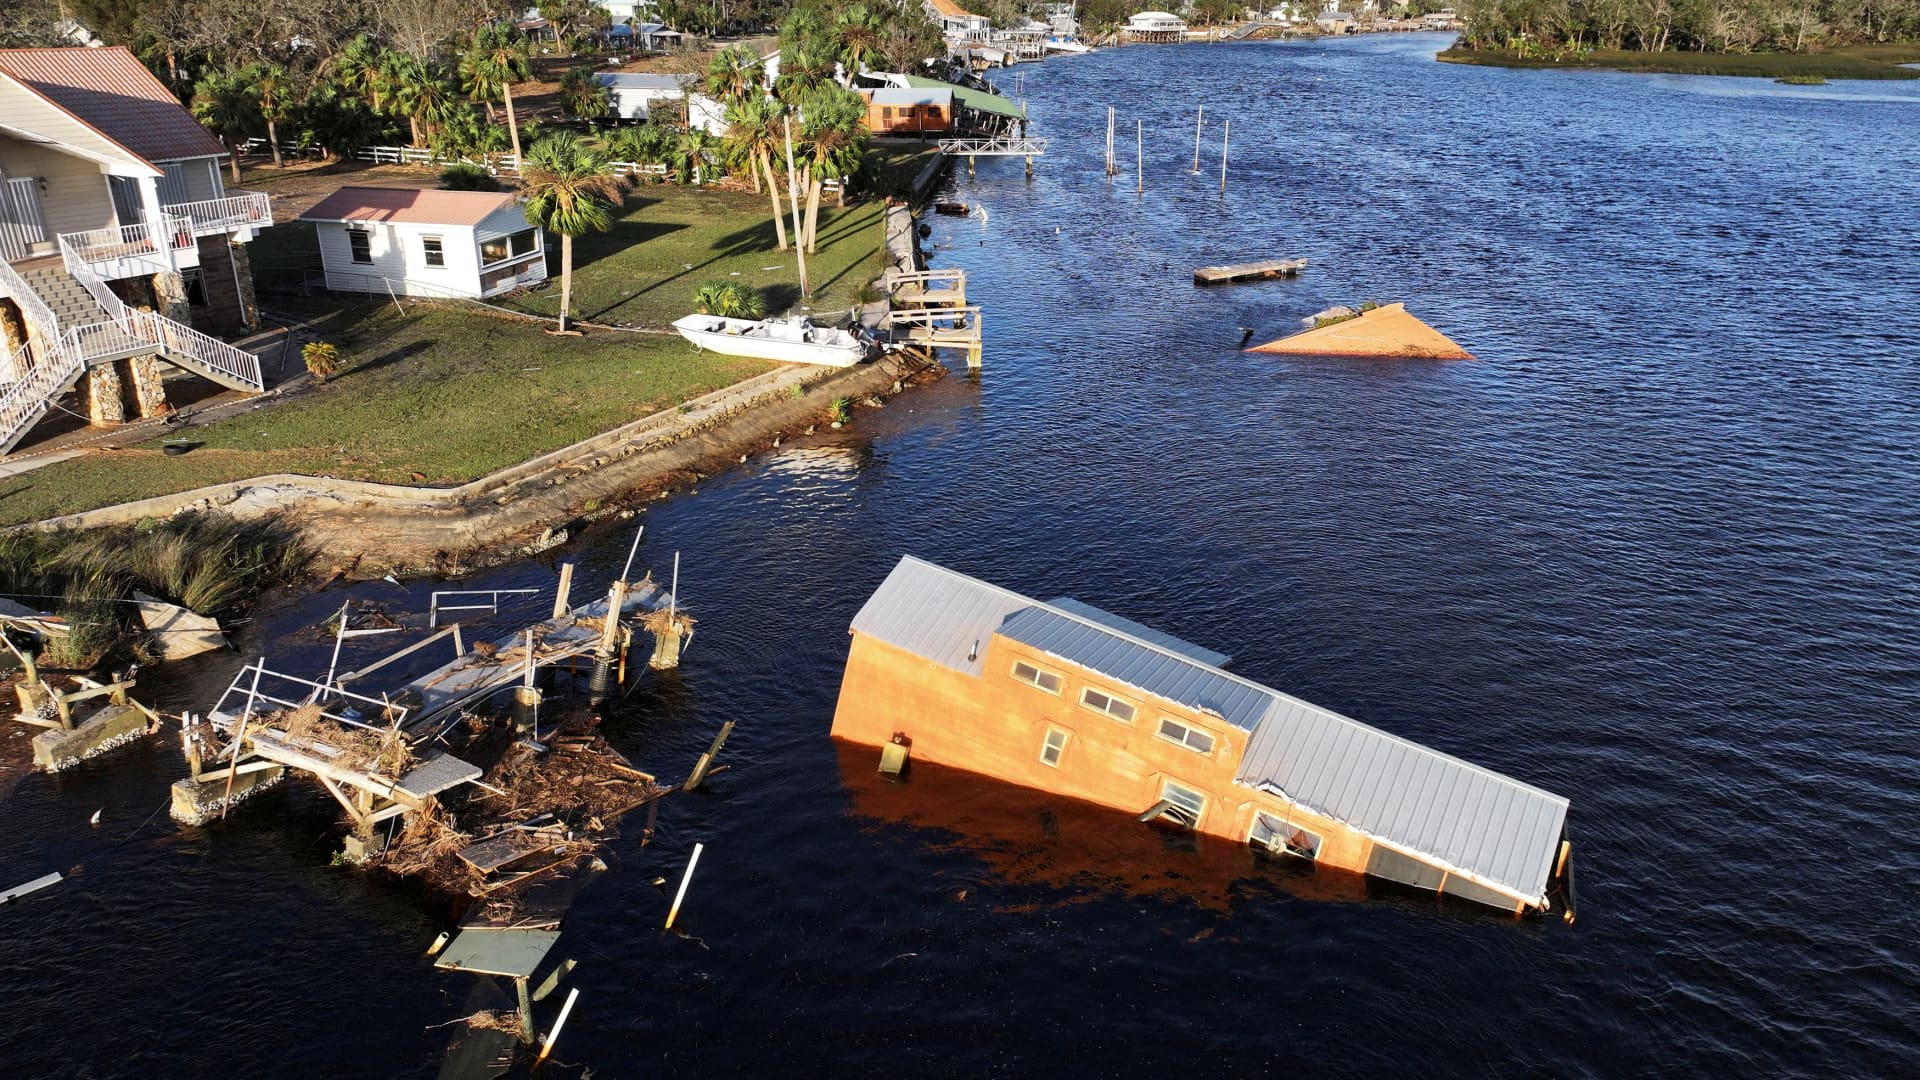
[{"xmin": 888, "ymin": 268, "xmax": 967, "ymax": 309}]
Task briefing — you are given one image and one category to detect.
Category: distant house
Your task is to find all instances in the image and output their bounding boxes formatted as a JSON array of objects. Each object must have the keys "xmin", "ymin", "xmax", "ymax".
[
  {"xmin": 831, "ymin": 556, "xmax": 1577, "ymax": 917},
  {"xmin": 298, "ymin": 187, "xmax": 547, "ymax": 300},
  {"xmin": 594, "ymin": 73, "xmax": 727, "ymax": 134},
  {"xmin": 1124, "ymin": 11, "xmax": 1188, "ymax": 41},
  {"xmin": 858, "ymin": 87, "xmax": 953, "ymax": 135},
  {"xmin": 924, "ymin": 0, "xmax": 992, "ymax": 35}
]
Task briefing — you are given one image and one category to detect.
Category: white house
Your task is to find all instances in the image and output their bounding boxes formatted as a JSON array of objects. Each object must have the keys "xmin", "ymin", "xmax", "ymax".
[
  {"xmin": 298, "ymin": 187, "xmax": 547, "ymax": 300},
  {"xmin": 1124, "ymin": 11, "xmax": 1188, "ymax": 40},
  {"xmin": 595, "ymin": 73, "xmax": 728, "ymax": 134}
]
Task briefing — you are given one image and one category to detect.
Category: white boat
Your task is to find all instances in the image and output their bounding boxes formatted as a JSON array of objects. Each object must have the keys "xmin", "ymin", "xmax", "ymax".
[
  {"xmin": 671, "ymin": 314, "xmax": 871, "ymax": 368},
  {"xmin": 1044, "ymin": 36, "xmax": 1095, "ymax": 53}
]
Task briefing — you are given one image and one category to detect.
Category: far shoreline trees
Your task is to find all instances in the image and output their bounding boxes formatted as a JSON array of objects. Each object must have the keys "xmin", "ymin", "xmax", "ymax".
[{"xmin": 1452, "ymin": 0, "xmax": 1920, "ymax": 56}]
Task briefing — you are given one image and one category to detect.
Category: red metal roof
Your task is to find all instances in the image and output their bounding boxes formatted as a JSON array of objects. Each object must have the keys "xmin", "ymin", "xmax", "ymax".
[
  {"xmin": 299, "ymin": 187, "xmax": 522, "ymax": 227},
  {"xmin": 0, "ymin": 46, "xmax": 226, "ymax": 166}
]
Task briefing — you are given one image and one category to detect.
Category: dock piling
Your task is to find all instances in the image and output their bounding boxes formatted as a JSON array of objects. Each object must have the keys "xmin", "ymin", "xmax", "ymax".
[
  {"xmin": 665, "ymin": 842, "xmax": 704, "ymax": 929},
  {"xmin": 1221, "ymin": 118, "xmax": 1230, "ymax": 195},
  {"xmin": 1136, "ymin": 119, "xmax": 1143, "ymax": 194},
  {"xmin": 1191, "ymin": 105, "xmax": 1204, "ymax": 174}
]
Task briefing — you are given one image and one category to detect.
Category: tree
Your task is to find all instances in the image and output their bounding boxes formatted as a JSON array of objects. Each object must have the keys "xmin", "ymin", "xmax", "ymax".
[
  {"xmin": 833, "ymin": 5, "xmax": 886, "ymax": 75},
  {"xmin": 519, "ymin": 133, "xmax": 629, "ymax": 333},
  {"xmin": 557, "ymin": 65, "xmax": 609, "ymax": 121},
  {"xmin": 191, "ymin": 67, "xmax": 261, "ymax": 183},
  {"xmin": 330, "ymin": 36, "xmax": 393, "ymax": 114},
  {"xmin": 796, "ymin": 88, "xmax": 867, "ymax": 253},
  {"xmin": 246, "ymin": 63, "xmax": 296, "ymax": 168},
  {"xmin": 704, "ymin": 44, "xmax": 765, "ymax": 107},
  {"xmin": 670, "ymin": 128, "xmax": 717, "ymax": 185},
  {"xmin": 723, "ymin": 94, "xmax": 789, "ymax": 248},
  {"xmin": 539, "ymin": 0, "xmax": 600, "ymax": 47},
  {"xmin": 386, "ymin": 54, "xmax": 460, "ymax": 148},
  {"xmin": 692, "ymin": 280, "xmax": 766, "ymax": 318},
  {"xmin": 461, "ymin": 23, "xmax": 533, "ymax": 164}
]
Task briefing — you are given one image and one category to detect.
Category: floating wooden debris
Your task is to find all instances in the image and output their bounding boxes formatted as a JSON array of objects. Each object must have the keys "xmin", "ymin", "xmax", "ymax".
[
  {"xmin": 1192, "ymin": 257, "xmax": 1307, "ymax": 286},
  {"xmin": 6, "ymin": 639, "xmax": 160, "ymax": 772},
  {"xmin": 1, "ymin": 870, "xmax": 62, "ymax": 904},
  {"xmin": 933, "ymin": 200, "xmax": 969, "ymax": 216},
  {"xmin": 1247, "ymin": 302, "xmax": 1475, "ymax": 360},
  {"xmin": 435, "ymin": 926, "xmax": 563, "ymax": 1044},
  {"xmin": 133, "ymin": 592, "xmax": 228, "ymax": 660}
]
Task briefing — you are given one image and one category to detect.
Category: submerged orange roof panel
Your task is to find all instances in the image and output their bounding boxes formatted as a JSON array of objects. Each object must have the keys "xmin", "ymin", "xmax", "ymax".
[{"xmin": 1247, "ymin": 303, "xmax": 1474, "ymax": 360}]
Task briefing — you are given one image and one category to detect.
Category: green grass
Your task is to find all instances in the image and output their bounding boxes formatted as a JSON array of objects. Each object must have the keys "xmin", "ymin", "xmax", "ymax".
[
  {"xmin": 0, "ymin": 149, "xmax": 941, "ymax": 527},
  {"xmin": 1437, "ymin": 44, "xmax": 1920, "ymax": 80},
  {"xmin": 0, "ymin": 302, "xmax": 770, "ymax": 525}
]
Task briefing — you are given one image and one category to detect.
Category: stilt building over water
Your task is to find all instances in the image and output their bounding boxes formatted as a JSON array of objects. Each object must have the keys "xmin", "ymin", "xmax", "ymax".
[{"xmin": 831, "ymin": 556, "xmax": 1575, "ymax": 917}]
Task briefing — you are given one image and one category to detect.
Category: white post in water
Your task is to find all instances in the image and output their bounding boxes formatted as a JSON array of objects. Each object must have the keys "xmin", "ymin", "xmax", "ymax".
[
  {"xmin": 665, "ymin": 842, "xmax": 704, "ymax": 929},
  {"xmin": 536, "ymin": 987, "xmax": 580, "ymax": 1065},
  {"xmin": 1191, "ymin": 105, "xmax": 1204, "ymax": 174},
  {"xmin": 1136, "ymin": 118, "xmax": 1143, "ymax": 194},
  {"xmin": 1220, "ymin": 118, "xmax": 1230, "ymax": 196}
]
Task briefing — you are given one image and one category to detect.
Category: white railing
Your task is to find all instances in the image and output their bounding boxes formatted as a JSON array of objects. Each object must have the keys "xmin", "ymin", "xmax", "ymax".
[
  {"xmin": 0, "ymin": 337, "xmax": 81, "ymax": 453},
  {"xmin": 57, "ymin": 216, "xmax": 193, "ymax": 276},
  {"xmin": 57, "ymin": 229, "xmax": 263, "ymax": 390},
  {"xmin": 0, "ymin": 257, "xmax": 60, "ymax": 342},
  {"xmin": 127, "ymin": 308, "xmax": 262, "ymax": 389},
  {"xmin": 164, "ymin": 191, "xmax": 272, "ymax": 237}
]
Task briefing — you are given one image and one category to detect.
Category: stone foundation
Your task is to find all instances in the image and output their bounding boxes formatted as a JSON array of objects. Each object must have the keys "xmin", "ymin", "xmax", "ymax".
[
  {"xmin": 150, "ymin": 270, "xmax": 192, "ymax": 323},
  {"xmin": 31, "ymin": 704, "xmax": 152, "ymax": 771},
  {"xmin": 169, "ymin": 766, "xmax": 287, "ymax": 825},
  {"xmin": 125, "ymin": 354, "xmax": 170, "ymax": 418},
  {"xmin": 195, "ymin": 237, "xmax": 260, "ymax": 331},
  {"xmin": 78, "ymin": 364, "xmax": 127, "ymax": 425}
]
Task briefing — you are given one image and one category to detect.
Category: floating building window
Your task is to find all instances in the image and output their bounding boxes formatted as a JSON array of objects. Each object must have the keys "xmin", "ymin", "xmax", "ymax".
[
  {"xmin": 1039, "ymin": 727, "xmax": 1069, "ymax": 767},
  {"xmin": 482, "ymin": 229, "xmax": 539, "ymax": 265},
  {"xmin": 1160, "ymin": 780, "xmax": 1205, "ymax": 827},
  {"xmin": 348, "ymin": 229, "xmax": 372, "ymax": 264},
  {"xmin": 422, "ymin": 235, "xmax": 445, "ymax": 267},
  {"xmin": 1156, "ymin": 717, "xmax": 1214, "ymax": 755},
  {"xmin": 1011, "ymin": 660, "xmax": 1062, "ymax": 694},
  {"xmin": 1251, "ymin": 812, "xmax": 1321, "ymax": 861},
  {"xmin": 1079, "ymin": 687, "xmax": 1135, "ymax": 723}
]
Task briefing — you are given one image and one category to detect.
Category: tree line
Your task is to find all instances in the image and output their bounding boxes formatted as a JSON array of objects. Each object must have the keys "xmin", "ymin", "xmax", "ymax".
[{"xmin": 1453, "ymin": 0, "xmax": 1920, "ymax": 53}]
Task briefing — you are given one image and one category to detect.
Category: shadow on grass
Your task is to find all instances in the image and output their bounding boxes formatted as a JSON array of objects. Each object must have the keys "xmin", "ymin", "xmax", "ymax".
[
  {"xmin": 551, "ymin": 215, "xmax": 691, "ymax": 276},
  {"xmin": 350, "ymin": 339, "xmax": 437, "ymax": 377}
]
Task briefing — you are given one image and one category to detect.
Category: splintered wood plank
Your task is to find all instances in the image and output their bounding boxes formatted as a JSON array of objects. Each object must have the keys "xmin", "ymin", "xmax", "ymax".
[{"xmin": 458, "ymin": 831, "xmax": 547, "ymax": 873}]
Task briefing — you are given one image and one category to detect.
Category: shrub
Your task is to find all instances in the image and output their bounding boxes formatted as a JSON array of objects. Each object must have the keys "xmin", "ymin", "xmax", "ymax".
[
  {"xmin": 440, "ymin": 163, "xmax": 500, "ymax": 191},
  {"xmin": 691, "ymin": 280, "xmax": 767, "ymax": 319},
  {"xmin": 303, "ymin": 341, "xmax": 341, "ymax": 382}
]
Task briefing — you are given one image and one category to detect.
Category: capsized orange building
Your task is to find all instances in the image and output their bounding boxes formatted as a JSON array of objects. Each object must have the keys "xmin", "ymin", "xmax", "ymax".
[
  {"xmin": 831, "ymin": 556, "xmax": 1575, "ymax": 917},
  {"xmin": 1247, "ymin": 302, "xmax": 1475, "ymax": 359}
]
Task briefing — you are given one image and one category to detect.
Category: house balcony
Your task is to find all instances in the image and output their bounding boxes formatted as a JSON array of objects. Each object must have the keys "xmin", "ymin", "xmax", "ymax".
[
  {"xmin": 163, "ymin": 190, "xmax": 273, "ymax": 242},
  {"xmin": 56, "ymin": 214, "xmax": 198, "ymax": 281}
]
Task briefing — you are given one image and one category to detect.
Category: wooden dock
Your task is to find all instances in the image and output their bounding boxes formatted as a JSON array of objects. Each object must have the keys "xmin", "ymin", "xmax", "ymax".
[
  {"xmin": 888, "ymin": 268, "xmax": 967, "ymax": 309},
  {"xmin": 887, "ymin": 306, "xmax": 983, "ymax": 369},
  {"xmin": 1193, "ymin": 258, "xmax": 1308, "ymax": 286}
]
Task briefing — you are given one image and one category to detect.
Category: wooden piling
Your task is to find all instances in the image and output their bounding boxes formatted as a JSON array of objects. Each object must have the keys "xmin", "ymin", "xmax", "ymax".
[
  {"xmin": 536, "ymin": 987, "xmax": 580, "ymax": 1064},
  {"xmin": 552, "ymin": 562, "xmax": 575, "ymax": 620},
  {"xmin": 1136, "ymin": 118, "xmax": 1143, "ymax": 194},
  {"xmin": 1220, "ymin": 118, "xmax": 1230, "ymax": 195},
  {"xmin": 683, "ymin": 720, "xmax": 735, "ymax": 791},
  {"xmin": 1190, "ymin": 105, "xmax": 1204, "ymax": 174}
]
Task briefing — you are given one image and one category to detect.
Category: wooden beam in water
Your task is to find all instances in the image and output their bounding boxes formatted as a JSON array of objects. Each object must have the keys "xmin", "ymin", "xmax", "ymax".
[{"xmin": 1193, "ymin": 258, "xmax": 1308, "ymax": 286}]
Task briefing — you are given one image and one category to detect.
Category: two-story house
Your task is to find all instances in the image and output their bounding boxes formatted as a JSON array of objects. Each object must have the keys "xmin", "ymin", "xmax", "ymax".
[
  {"xmin": 832, "ymin": 556, "xmax": 1577, "ymax": 918},
  {"xmin": 0, "ymin": 46, "xmax": 271, "ymax": 454}
]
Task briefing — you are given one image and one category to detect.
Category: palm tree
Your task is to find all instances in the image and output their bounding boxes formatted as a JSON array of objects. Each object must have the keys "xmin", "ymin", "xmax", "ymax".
[
  {"xmin": 247, "ymin": 63, "xmax": 296, "ymax": 168},
  {"xmin": 704, "ymin": 44, "xmax": 764, "ymax": 107},
  {"xmin": 191, "ymin": 67, "xmax": 260, "ymax": 183},
  {"xmin": 723, "ymin": 94, "xmax": 788, "ymax": 249},
  {"xmin": 461, "ymin": 23, "xmax": 532, "ymax": 165},
  {"xmin": 557, "ymin": 65, "xmax": 609, "ymax": 122},
  {"xmin": 386, "ymin": 56, "xmax": 460, "ymax": 149},
  {"xmin": 833, "ymin": 5, "xmax": 886, "ymax": 76},
  {"xmin": 520, "ymin": 133, "xmax": 629, "ymax": 334},
  {"xmin": 692, "ymin": 281, "xmax": 765, "ymax": 319},
  {"xmin": 670, "ymin": 128, "xmax": 717, "ymax": 186},
  {"xmin": 329, "ymin": 36, "xmax": 390, "ymax": 114},
  {"xmin": 798, "ymin": 89, "xmax": 868, "ymax": 253}
]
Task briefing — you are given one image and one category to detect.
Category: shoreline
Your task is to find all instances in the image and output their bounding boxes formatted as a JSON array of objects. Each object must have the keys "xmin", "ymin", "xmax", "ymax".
[
  {"xmin": 13, "ymin": 158, "xmax": 959, "ymax": 578},
  {"xmin": 1437, "ymin": 44, "xmax": 1920, "ymax": 81}
]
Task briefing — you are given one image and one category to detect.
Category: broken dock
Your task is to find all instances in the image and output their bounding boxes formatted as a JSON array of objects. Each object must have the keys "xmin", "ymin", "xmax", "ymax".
[{"xmin": 1192, "ymin": 258, "xmax": 1308, "ymax": 286}]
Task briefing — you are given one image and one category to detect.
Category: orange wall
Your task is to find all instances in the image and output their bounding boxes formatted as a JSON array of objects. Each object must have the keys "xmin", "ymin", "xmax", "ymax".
[
  {"xmin": 830, "ymin": 631, "xmax": 1377, "ymax": 876},
  {"xmin": 861, "ymin": 102, "xmax": 950, "ymax": 134}
]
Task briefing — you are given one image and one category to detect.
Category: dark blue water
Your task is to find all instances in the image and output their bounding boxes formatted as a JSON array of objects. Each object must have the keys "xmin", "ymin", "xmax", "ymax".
[{"xmin": 6, "ymin": 34, "xmax": 1920, "ymax": 1077}]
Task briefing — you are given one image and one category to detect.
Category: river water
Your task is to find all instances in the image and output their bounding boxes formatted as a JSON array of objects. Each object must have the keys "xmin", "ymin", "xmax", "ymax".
[{"xmin": 5, "ymin": 33, "xmax": 1919, "ymax": 1078}]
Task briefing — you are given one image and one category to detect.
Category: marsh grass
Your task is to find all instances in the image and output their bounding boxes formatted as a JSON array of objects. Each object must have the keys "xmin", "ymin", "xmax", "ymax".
[{"xmin": 0, "ymin": 513, "xmax": 312, "ymax": 668}]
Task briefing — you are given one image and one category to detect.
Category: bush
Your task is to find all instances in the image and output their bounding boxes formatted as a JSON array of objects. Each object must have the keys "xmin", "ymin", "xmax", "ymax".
[
  {"xmin": 692, "ymin": 280, "xmax": 767, "ymax": 319},
  {"xmin": 303, "ymin": 341, "xmax": 341, "ymax": 382},
  {"xmin": 441, "ymin": 163, "xmax": 501, "ymax": 190}
]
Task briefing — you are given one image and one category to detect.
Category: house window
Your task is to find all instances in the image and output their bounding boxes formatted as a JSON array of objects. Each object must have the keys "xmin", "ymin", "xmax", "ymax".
[
  {"xmin": 1160, "ymin": 779, "xmax": 1206, "ymax": 828},
  {"xmin": 422, "ymin": 236, "xmax": 445, "ymax": 267},
  {"xmin": 927, "ymin": 107, "xmax": 943, "ymax": 121},
  {"xmin": 1039, "ymin": 727, "xmax": 1069, "ymax": 768},
  {"xmin": 1011, "ymin": 660, "xmax": 1061, "ymax": 694},
  {"xmin": 348, "ymin": 229, "xmax": 372, "ymax": 264},
  {"xmin": 1079, "ymin": 687, "xmax": 1135, "ymax": 724},
  {"xmin": 482, "ymin": 229, "xmax": 539, "ymax": 265},
  {"xmin": 1156, "ymin": 717, "xmax": 1215, "ymax": 756},
  {"xmin": 1251, "ymin": 812, "xmax": 1322, "ymax": 861}
]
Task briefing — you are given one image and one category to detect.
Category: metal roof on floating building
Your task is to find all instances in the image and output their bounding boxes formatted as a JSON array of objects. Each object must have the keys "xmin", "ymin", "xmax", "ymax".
[{"xmin": 847, "ymin": 555, "xmax": 1571, "ymax": 907}]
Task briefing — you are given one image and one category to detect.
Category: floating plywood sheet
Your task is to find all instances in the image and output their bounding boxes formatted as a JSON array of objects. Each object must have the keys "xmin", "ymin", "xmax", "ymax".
[
  {"xmin": 457, "ymin": 831, "xmax": 548, "ymax": 874},
  {"xmin": 133, "ymin": 592, "xmax": 227, "ymax": 660},
  {"xmin": 434, "ymin": 927, "xmax": 561, "ymax": 979},
  {"xmin": 1247, "ymin": 302, "xmax": 1473, "ymax": 360},
  {"xmin": 397, "ymin": 752, "xmax": 482, "ymax": 799}
]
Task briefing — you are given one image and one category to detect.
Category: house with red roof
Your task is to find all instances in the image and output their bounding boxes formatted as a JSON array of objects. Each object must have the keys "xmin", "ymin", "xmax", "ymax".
[
  {"xmin": 0, "ymin": 46, "xmax": 272, "ymax": 451},
  {"xmin": 298, "ymin": 187, "xmax": 547, "ymax": 300}
]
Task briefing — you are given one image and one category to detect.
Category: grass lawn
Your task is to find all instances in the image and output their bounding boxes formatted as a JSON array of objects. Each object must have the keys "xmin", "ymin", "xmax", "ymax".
[
  {"xmin": 0, "ymin": 146, "xmax": 939, "ymax": 527},
  {"xmin": 0, "ymin": 303, "xmax": 769, "ymax": 525},
  {"xmin": 1436, "ymin": 43, "xmax": 1920, "ymax": 80}
]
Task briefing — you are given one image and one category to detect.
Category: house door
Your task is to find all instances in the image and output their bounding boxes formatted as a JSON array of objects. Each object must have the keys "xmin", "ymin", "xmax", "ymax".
[
  {"xmin": 108, "ymin": 175, "xmax": 144, "ymax": 228},
  {"xmin": 0, "ymin": 174, "xmax": 47, "ymax": 261}
]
